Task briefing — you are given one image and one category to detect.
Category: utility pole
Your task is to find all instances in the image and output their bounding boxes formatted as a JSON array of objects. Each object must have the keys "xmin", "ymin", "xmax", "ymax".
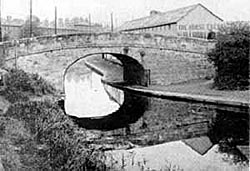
[
  {"xmin": 0, "ymin": 0, "xmax": 2, "ymax": 42},
  {"xmin": 110, "ymin": 12, "xmax": 114, "ymax": 32},
  {"xmin": 88, "ymin": 14, "xmax": 91, "ymax": 33},
  {"xmin": 54, "ymin": 6, "xmax": 57, "ymax": 34},
  {"xmin": 30, "ymin": 0, "xmax": 32, "ymax": 37},
  {"xmin": 115, "ymin": 18, "xmax": 118, "ymax": 31}
]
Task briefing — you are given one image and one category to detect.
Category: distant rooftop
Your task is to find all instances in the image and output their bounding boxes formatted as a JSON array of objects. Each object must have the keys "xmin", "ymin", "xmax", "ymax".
[{"xmin": 119, "ymin": 3, "xmax": 223, "ymax": 31}]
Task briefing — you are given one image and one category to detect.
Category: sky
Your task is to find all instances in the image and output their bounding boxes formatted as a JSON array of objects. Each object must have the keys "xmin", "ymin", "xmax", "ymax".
[{"xmin": 1, "ymin": 0, "xmax": 250, "ymax": 26}]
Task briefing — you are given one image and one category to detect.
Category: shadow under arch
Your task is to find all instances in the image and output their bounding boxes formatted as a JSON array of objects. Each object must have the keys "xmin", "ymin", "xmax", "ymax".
[
  {"xmin": 69, "ymin": 91, "xmax": 148, "ymax": 130},
  {"xmin": 62, "ymin": 52, "xmax": 148, "ymax": 131}
]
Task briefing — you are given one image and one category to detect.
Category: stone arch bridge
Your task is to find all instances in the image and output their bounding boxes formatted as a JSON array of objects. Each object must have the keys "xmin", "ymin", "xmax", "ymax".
[{"xmin": 1, "ymin": 32, "xmax": 216, "ymax": 91}]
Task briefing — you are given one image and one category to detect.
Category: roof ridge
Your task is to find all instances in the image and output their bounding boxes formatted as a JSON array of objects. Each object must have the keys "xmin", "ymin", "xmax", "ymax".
[
  {"xmin": 175, "ymin": 4, "xmax": 201, "ymax": 23},
  {"xmin": 161, "ymin": 3, "xmax": 199, "ymax": 15},
  {"xmin": 123, "ymin": 15, "xmax": 151, "ymax": 23},
  {"xmin": 125, "ymin": 3, "xmax": 199, "ymax": 23}
]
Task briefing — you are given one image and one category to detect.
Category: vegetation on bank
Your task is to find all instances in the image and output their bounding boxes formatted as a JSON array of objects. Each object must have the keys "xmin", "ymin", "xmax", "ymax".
[
  {"xmin": 0, "ymin": 69, "xmax": 106, "ymax": 170},
  {"xmin": 208, "ymin": 21, "xmax": 250, "ymax": 90},
  {"xmin": 0, "ymin": 68, "xmax": 56, "ymax": 103}
]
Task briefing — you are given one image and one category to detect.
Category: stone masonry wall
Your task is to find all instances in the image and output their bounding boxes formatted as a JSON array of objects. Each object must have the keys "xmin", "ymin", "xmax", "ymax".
[{"xmin": 2, "ymin": 32, "xmax": 216, "ymax": 88}]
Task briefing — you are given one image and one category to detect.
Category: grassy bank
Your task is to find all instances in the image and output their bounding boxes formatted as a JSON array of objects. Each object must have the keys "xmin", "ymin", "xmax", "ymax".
[{"xmin": 0, "ymin": 69, "xmax": 106, "ymax": 170}]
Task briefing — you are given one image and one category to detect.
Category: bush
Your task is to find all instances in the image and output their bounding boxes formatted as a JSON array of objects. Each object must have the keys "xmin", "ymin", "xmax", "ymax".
[
  {"xmin": 0, "ymin": 68, "xmax": 56, "ymax": 103},
  {"xmin": 0, "ymin": 88, "xmax": 29, "ymax": 103},
  {"xmin": 208, "ymin": 22, "xmax": 250, "ymax": 90},
  {"xmin": 4, "ymin": 68, "xmax": 56, "ymax": 96}
]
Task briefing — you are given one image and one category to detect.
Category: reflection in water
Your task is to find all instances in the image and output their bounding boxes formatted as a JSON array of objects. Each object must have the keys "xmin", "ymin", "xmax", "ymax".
[
  {"xmin": 65, "ymin": 67, "xmax": 249, "ymax": 148},
  {"xmin": 63, "ymin": 55, "xmax": 248, "ymax": 169},
  {"xmin": 64, "ymin": 62, "xmax": 248, "ymax": 146},
  {"xmin": 65, "ymin": 71, "xmax": 124, "ymax": 118},
  {"xmin": 70, "ymin": 91, "xmax": 148, "ymax": 130},
  {"xmin": 208, "ymin": 109, "xmax": 249, "ymax": 163}
]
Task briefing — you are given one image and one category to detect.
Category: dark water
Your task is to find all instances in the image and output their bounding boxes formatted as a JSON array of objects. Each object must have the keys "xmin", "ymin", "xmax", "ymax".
[{"xmin": 62, "ymin": 55, "xmax": 249, "ymax": 166}]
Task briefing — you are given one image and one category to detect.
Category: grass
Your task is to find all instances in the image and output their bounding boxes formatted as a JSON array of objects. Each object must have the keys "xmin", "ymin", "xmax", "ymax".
[{"xmin": 0, "ymin": 68, "xmax": 106, "ymax": 170}]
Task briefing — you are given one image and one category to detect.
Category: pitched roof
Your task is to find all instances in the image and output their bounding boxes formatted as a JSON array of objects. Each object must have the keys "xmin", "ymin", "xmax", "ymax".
[{"xmin": 119, "ymin": 3, "xmax": 222, "ymax": 31}]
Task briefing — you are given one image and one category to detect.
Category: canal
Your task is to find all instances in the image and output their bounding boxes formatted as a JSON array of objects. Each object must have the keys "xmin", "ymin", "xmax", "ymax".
[{"xmin": 63, "ymin": 54, "xmax": 249, "ymax": 170}]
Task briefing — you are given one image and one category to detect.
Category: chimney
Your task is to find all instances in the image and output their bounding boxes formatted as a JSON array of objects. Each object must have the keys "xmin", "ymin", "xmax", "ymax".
[{"xmin": 150, "ymin": 10, "xmax": 161, "ymax": 16}]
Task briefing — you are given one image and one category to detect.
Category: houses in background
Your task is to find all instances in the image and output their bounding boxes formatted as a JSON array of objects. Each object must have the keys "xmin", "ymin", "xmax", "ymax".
[
  {"xmin": 118, "ymin": 3, "xmax": 223, "ymax": 39},
  {"xmin": 0, "ymin": 16, "xmax": 107, "ymax": 40},
  {"xmin": 1, "ymin": 23, "xmax": 80, "ymax": 40}
]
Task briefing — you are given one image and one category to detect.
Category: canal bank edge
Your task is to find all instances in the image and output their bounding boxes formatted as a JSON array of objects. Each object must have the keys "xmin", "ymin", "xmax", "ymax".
[
  {"xmin": 107, "ymin": 83, "xmax": 249, "ymax": 113},
  {"xmin": 84, "ymin": 56, "xmax": 249, "ymax": 113}
]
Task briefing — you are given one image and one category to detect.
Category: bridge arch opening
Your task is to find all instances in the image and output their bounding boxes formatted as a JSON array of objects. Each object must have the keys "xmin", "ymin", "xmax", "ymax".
[
  {"xmin": 62, "ymin": 52, "xmax": 148, "ymax": 126},
  {"xmin": 63, "ymin": 52, "xmax": 147, "ymax": 92}
]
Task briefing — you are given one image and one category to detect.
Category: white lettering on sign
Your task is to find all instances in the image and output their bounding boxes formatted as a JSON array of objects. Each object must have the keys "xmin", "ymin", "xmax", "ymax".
[{"xmin": 178, "ymin": 24, "xmax": 222, "ymax": 31}]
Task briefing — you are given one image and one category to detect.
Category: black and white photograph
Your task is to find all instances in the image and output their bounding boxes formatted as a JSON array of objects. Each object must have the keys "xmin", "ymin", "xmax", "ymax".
[{"xmin": 0, "ymin": 0, "xmax": 249, "ymax": 170}]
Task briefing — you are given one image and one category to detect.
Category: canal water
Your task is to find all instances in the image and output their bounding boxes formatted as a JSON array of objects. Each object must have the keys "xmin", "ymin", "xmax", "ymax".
[
  {"xmin": 65, "ymin": 71, "xmax": 124, "ymax": 118},
  {"xmin": 64, "ymin": 56, "xmax": 249, "ymax": 170}
]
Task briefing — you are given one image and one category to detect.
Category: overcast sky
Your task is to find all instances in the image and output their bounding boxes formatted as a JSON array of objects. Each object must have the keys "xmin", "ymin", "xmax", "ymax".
[{"xmin": 1, "ymin": 0, "xmax": 250, "ymax": 26}]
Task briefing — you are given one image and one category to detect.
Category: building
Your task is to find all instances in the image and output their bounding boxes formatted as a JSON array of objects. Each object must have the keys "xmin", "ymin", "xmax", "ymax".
[
  {"xmin": 74, "ymin": 22, "xmax": 104, "ymax": 33},
  {"xmin": 2, "ymin": 24, "xmax": 22, "ymax": 40},
  {"xmin": 0, "ymin": 22, "xmax": 106, "ymax": 40},
  {"xmin": 119, "ymin": 3, "xmax": 223, "ymax": 39}
]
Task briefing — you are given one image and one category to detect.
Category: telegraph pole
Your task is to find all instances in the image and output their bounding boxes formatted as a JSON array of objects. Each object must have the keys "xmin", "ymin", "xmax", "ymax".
[
  {"xmin": 88, "ymin": 14, "xmax": 91, "ymax": 33},
  {"xmin": 30, "ymin": 0, "xmax": 32, "ymax": 37},
  {"xmin": 110, "ymin": 12, "xmax": 114, "ymax": 32},
  {"xmin": 0, "ymin": 0, "xmax": 2, "ymax": 42},
  {"xmin": 54, "ymin": 6, "xmax": 57, "ymax": 34}
]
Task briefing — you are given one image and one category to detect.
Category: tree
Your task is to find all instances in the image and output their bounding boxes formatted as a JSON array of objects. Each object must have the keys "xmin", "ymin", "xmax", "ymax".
[
  {"xmin": 71, "ymin": 17, "xmax": 80, "ymax": 25},
  {"xmin": 19, "ymin": 15, "xmax": 42, "ymax": 38},
  {"xmin": 208, "ymin": 22, "xmax": 250, "ymax": 90}
]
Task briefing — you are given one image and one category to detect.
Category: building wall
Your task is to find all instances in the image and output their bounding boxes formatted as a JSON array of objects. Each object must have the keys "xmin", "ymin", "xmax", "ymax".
[
  {"xmin": 144, "ymin": 24, "xmax": 177, "ymax": 36},
  {"xmin": 37, "ymin": 27, "xmax": 80, "ymax": 36},
  {"xmin": 177, "ymin": 5, "xmax": 223, "ymax": 39},
  {"xmin": 122, "ymin": 23, "xmax": 178, "ymax": 36}
]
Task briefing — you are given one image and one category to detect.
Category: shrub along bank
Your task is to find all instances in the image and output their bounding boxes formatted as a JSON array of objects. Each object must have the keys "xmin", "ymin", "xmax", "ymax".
[
  {"xmin": 208, "ymin": 22, "xmax": 250, "ymax": 90},
  {"xmin": 0, "ymin": 69, "xmax": 106, "ymax": 170}
]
